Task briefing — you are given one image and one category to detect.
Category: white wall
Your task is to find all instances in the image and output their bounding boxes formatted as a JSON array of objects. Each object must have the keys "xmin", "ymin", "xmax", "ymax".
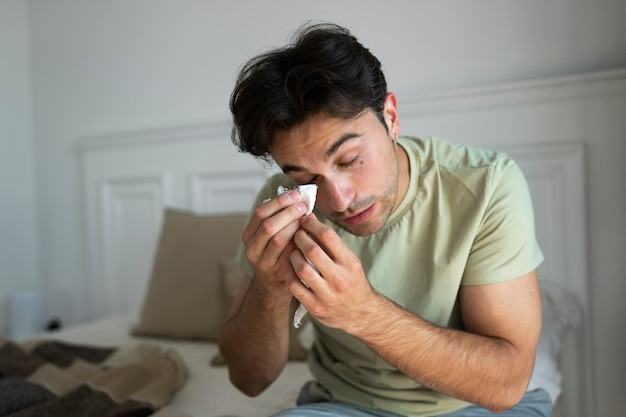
[
  {"xmin": 0, "ymin": 1, "xmax": 40, "ymax": 334},
  {"xmin": 6, "ymin": 0, "xmax": 625, "ymax": 415}
]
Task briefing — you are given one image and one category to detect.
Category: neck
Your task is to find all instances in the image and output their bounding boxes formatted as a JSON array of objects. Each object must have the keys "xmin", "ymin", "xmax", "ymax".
[{"xmin": 392, "ymin": 143, "xmax": 410, "ymax": 212}]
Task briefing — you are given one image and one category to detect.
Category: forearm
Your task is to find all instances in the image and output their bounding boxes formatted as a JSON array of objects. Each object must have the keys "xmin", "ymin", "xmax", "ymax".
[
  {"xmin": 218, "ymin": 278, "xmax": 293, "ymax": 396},
  {"xmin": 350, "ymin": 294, "xmax": 535, "ymax": 412}
]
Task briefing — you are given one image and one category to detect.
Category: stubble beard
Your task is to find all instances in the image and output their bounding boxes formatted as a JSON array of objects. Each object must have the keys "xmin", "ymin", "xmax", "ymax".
[{"xmin": 331, "ymin": 148, "xmax": 400, "ymax": 237}]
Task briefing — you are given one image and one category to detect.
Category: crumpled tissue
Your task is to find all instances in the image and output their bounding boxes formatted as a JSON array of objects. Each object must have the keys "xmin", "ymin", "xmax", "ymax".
[{"xmin": 276, "ymin": 184, "xmax": 317, "ymax": 328}]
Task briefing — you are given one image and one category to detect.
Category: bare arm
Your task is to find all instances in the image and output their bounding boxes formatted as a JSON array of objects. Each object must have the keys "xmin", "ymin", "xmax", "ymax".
[
  {"xmin": 217, "ymin": 189, "xmax": 308, "ymax": 396},
  {"xmin": 289, "ymin": 214, "xmax": 542, "ymax": 412},
  {"xmin": 350, "ymin": 272, "xmax": 540, "ymax": 413},
  {"xmin": 218, "ymin": 275, "xmax": 295, "ymax": 396}
]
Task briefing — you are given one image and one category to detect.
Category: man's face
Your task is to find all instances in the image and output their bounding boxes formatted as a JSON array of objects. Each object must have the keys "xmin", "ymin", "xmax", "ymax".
[{"xmin": 271, "ymin": 94, "xmax": 407, "ymax": 236}]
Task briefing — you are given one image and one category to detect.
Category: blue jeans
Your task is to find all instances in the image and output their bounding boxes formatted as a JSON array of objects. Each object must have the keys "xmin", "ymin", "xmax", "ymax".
[{"xmin": 271, "ymin": 387, "xmax": 553, "ymax": 417}]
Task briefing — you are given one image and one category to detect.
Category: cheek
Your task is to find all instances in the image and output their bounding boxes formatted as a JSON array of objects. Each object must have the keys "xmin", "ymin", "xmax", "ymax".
[
  {"xmin": 314, "ymin": 156, "xmax": 384, "ymax": 212},
  {"xmin": 361, "ymin": 158, "xmax": 386, "ymax": 187},
  {"xmin": 313, "ymin": 175, "xmax": 358, "ymax": 213}
]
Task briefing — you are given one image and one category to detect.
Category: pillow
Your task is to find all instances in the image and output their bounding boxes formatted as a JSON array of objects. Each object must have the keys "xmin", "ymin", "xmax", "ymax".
[
  {"xmin": 527, "ymin": 281, "xmax": 583, "ymax": 405},
  {"xmin": 210, "ymin": 257, "xmax": 312, "ymax": 365},
  {"xmin": 131, "ymin": 209, "xmax": 247, "ymax": 341}
]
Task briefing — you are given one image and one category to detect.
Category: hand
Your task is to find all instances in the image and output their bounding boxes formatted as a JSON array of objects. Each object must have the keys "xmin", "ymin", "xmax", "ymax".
[
  {"xmin": 287, "ymin": 214, "xmax": 376, "ymax": 331},
  {"xmin": 242, "ymin": 190, "xmax": 309, "ymax": 296}
]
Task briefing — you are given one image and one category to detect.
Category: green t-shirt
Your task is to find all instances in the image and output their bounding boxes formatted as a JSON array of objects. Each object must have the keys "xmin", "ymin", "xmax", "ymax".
[{"xmin": 237, "ymin": 136, "xmax": 543, "ymax": 416}]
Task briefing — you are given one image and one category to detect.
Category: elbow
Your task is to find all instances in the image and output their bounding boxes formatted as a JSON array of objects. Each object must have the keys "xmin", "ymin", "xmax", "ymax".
[
  {"xmin": 483, "ymin": 397, "xmax": 521, "ymax": 414},
  {"xmin": 484, "ymin": 401, "xmax": 518, "ymax": 415},
  {"xmin": 483, "ymin": 350, "xmax": 536, "ymax": 413},
  {"xmin": 483, "ymin": 380, "xmax": 530, "ymax": 414},
  {"xmin": 218, "ymin": 346, "xmax": 274, "ymax": 397},
  {"xmin": 217, "ymin": 336, "xmax": 258, "ymax": 396},
  {"xmin": 217, "ymin": 328, "xmax": 287, "ymax": 397},
  {"xmin": 217, "ymin": 349, "xmax": 270, "ymax": 397},
  {"xmin": 228, "ymin": 370, "xmax": 274, "ymax": 397},
  {"xmin": 229, "ymin": 375, "xmax": 265, "ymax": 397}
]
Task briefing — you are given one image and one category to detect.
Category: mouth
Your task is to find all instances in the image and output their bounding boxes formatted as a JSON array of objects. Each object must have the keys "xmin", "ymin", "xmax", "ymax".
[{"xmin": 342, "ymin": 204, "xmax": 376, "ymax": 226}]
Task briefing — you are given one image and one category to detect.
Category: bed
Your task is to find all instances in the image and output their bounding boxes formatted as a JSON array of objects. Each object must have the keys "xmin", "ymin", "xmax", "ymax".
[
  {"xmin": 4, "ymin": 74, "xmax": 596, "ymax": 417},
  {"xmin": 10, "ymin": 313, "xmax": 312, "ymax": 417}
]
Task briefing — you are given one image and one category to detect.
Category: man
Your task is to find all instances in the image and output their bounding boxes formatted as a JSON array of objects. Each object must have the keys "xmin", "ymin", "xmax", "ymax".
[{"xmin": 218, "ymin": 22, "xmax": 550, "ymax": 417}]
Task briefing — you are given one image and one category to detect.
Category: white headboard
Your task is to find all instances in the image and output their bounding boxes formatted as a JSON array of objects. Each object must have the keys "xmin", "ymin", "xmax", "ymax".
[
  {"xmin": 78, "ymin": 73, "xmax": 596, "ymax": 417},
  {"xmin": 79, "ymin": 123, "xmax": 270, "ymax": 318}
]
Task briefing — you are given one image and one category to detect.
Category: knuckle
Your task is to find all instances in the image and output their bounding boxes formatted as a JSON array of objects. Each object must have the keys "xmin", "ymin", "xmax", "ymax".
[
  {"xmin": 293, "ymin": 264, "xmax": 307, "ymax": 278},
  {"xmin": 259, "ymin": 219, "xmax": 275, "ymax": 236},
  {"xmin": 244, "ymin": 245, "xmax": 254, "ymax": 261},
  {"xmin": 307, "ymin": 303, "xmax": 324, "ymax": 317},
  {"xmin": 251, "ymin": 206, "xmax": 265, "ymax": 223},
  {"xmin": 319, "ymin": 227, "xmax": 335, "ymax": 242},
  {"xmin": 241, "ymin": 224, "xmax": 255, "ymax": 243},
  {"xmin": 294, "ymin": 260, "xmax": 311, "ymax": 277},
  {"xmin": 269, "ymin": 232, "xmax": 287, "ymax": 248},
  {"xmin": 335, "ymin": 280, "xmax": 351, "ymax": 293},
  {"xmin": 307, "ymin": 245, "xmax": 325, "ymax": 262}
]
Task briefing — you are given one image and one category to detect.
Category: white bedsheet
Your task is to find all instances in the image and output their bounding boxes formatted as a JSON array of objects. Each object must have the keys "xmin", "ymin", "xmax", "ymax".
[{"xmin": 44, "ymin": 314, "xmax": 312, "ymax": 417}]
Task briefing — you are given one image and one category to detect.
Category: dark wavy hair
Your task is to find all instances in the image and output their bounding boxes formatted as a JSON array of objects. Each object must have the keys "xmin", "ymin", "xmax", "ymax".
[{"xmin": 229, "ymin": 22, "xmax": 388, "ymax": 162}]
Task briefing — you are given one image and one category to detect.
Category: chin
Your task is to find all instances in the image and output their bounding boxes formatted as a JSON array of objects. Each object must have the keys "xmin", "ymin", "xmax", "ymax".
[{"xmin": 339, "ymin": 219, "xmax": 386, "ymax": 237}]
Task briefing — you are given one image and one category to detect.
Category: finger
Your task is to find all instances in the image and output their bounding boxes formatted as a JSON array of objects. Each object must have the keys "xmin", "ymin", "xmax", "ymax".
[
  {"xmin": 242, "ymin": 190, "xmax": 303, "ymax": 243},
  {"xmin": 289, "ymin": 248, "xmax": 321, "ymax": 288},
  {"xmin": 243, "ymin": 195, "xmax": 308, "ymax": 265},
  {"xmin": 297, "ymin": 214, "xmax": 344, "ymax": 266},
  {"xmin": 287, "ymin": 249, "xmax": 320, "ymax": 304},
  {"xmin": 257, "ymin": 220, "xmax": 300, "ymax": 270},
  {"xmin": 251, "ymin": 203, "xmax": 306, "ymax": 257}
]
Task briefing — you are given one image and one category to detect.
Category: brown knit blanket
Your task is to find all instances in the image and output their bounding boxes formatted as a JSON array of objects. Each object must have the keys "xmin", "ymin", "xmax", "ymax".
[{"xmin": 0, "ymin": 337, "xmax": 189, "ymax": 417}]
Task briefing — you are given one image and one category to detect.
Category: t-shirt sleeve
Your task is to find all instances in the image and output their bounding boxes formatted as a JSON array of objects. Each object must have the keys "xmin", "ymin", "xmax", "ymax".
[{"xmin": 462, "ymin": 158, "xmax": 544, "ymax": 285}]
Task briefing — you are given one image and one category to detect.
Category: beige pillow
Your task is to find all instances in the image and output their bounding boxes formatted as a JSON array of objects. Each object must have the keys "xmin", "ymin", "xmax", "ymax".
[
  {"xmin": 131, "ymin": 209, "xmax": 247, "ymax": 341},
  {"xmin": 211, "ymin": 257, "xmax": 311, "ymax": 364}
]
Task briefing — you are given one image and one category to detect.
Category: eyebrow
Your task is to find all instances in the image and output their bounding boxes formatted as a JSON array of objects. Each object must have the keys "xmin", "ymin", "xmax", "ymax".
[{"xmin": 281, "ymin": 132, "xmax": 363, "ymax": 174}]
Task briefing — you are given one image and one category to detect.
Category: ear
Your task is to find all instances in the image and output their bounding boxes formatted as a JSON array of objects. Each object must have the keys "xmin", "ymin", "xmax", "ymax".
[{"xmin": 383, "ymin": 92, "xmax": 400, "ymax": 138}]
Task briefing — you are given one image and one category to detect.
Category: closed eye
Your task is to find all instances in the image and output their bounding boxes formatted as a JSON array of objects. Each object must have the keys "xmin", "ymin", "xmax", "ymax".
[
  {"xmin": 338, "ymin": 156, "xmax": 359, "ymax": 168},
  {"xmin": 293, "ymin": 175, "xmax": 318, "ymax": 186},
  {"xmin": 291, "ymin": 155, "xmax": 359, "ymax": 185}
]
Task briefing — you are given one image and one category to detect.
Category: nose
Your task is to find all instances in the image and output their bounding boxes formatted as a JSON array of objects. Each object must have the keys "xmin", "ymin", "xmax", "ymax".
[{"xmin": 323, "ymin": 177, "xmax": 353, "ymax": 213}]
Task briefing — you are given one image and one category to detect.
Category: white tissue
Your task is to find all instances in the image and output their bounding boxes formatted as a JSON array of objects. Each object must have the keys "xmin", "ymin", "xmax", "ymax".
[
  {"xmin": 293, "ymin": 304, "xmax": 309, "ymax": 329},
  {"xmin": 277, "ymin": 184, "xmax": 317, "ymax": 215},
  {"xmin": 276, "ymin": 184, "xmax": 318, "ymax": 328}
]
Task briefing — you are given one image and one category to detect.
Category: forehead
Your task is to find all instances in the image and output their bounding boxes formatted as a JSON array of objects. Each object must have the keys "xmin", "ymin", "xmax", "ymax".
[{"xmin": 271, "ymin": 111, "xmax": 377, "ymax": 165}]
